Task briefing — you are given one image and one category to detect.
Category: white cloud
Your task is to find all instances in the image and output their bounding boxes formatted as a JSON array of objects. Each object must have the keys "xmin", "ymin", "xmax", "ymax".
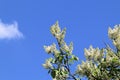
[{"xmin": 0, "ymin": 20, "xmax": 23, "ymax": 39}]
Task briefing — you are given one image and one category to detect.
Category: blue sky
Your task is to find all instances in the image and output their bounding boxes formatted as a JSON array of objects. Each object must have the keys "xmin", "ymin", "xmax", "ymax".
[{"xmin": 0, "ymin": 0, "xmax": 120, "ymax": 80}]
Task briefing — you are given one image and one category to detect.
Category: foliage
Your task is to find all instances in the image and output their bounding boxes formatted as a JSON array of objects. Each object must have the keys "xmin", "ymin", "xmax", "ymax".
[{"xmin": 43, "ymin": 22, "xmax": 120, "ymax": 80}]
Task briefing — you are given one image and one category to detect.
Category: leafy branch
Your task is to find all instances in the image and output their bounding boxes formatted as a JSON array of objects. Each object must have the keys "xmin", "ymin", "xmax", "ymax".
[{"xmin": 43, "ymin": 22, "xmax": 120, "ymax": 80}]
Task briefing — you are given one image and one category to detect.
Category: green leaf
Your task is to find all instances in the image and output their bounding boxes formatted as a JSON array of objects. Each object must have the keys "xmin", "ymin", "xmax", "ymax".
[
  {"xmin": 58, "ymin": 56, "xmax": 63, "ymax": 63},
  {"xmin": 112, "ymin": 57, "xmax": 118, "ymax": 63},
  {"xmin": 74, "ymin": 56, "xmax": 79, "ymax": 61},
  {"xmin": 51, "ymin": 70, "xmax": 56, "ymax": 78},
  {"xmin": 71, "ymin": 55, "xmax": 79, "ymax": 61}
]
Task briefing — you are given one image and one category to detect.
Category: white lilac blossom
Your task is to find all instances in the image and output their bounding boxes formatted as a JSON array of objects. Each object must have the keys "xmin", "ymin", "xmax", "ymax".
[
  {"xmin": 53, "ymin": 78, "xmax": 57, "ymax": 80},
  {"xmin": 61, "ymin": 42, "xmax": 73, "ymax": 54},
  {"xmin": 76, "ymin": 61, "xmax": 97, "ymax": 76},
  {"xmin": 105, "ymin": 48, "xmax": 119, "ymax": 62},
  {"xmin": 62, "ymin": 43, "xmax": 69, "ymax": 52},
  {"xmin": 44, "ymin": 43, "xmax": 56, "ymax": 54},
  {"xmin": 42, "ymin": 60, "xmax": 53, "ymax": 69},
  {"xmin": 113, "ymin": 37, "xmax": 120, "ymax": 50},
  {"xmin": 54, "ymin": 28, "xmax": 66, "ymax": 41},
  {"xmin": 50, "ymin": 21, "xmax": 66, "ymax": 41},
  {"xmin": 108, "ymin": 25, "xmax": 120, "ymax": 39},
  {"xmin": 50, "ymin": 21, "xmax": 61, "ymax": 36},
  {"xmin": 69, "ymin": 42, "xmax": 73, "ymax": 54},
  {"xmin": 108, "ymin": 25, "xmax": 120, "ymax": 50},
  {"xmin": 53, "ymin": 49, "xmax": 60, "ymax": 57},
  {"xmin": 84, "ymin": 45, "xmax": 104, "ymax": 62}
]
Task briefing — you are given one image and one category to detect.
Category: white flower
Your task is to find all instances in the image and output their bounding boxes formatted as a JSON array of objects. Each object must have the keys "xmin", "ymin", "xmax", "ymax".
[
  {"xmin": 76, "ymin": 61, "xmax": 94, "ymax": 76},
  {"xmin": 61, "ymin": 67, "xmax": 65, "ymax": 72},
  {"xmin": 50, "ymin": 21, "xmax": 66, "ymax": 42},
  {"xmin": 94, "ymin": 64, "xmax": 97, "ymax": 69},
  {"xmin": 106, "ymin": 54, "xmax": 112, "ymax": 61},
  {"xmin": 44, "ymin": 43, "xmax": 56, "ymax": 54},
  {"xmin": 59, "ymin": 28, "xmax": 66, "ymax": 39},
  {"xmin": 108, "ymin": 25, "xmax": 120, "ymax": 39},
  {"xmin": 69, "ymin": 42, "xmax": 73, "ymax": 53},
  {"xmin": 50, "ymin": 21, "xmax": 61, "ymax": 36},
  {"xmin": 112, "ymin": 37, "xmax": 120, "ymax": 50},
  {"xmin": 63, "ymin": 43, "xmax": 69, "ymax": 52},
  {"xmin": 105, "ymin": 49, "xmax": 119, "ymax": 63},
  {"xmin": 108, "ymin": 25, "xmax": 120, "ymax": 50},
  {"xmin": 61, "ymin": 42, "xmax": 73, "ymax": 54},
  {"xmin": 53, "ymin": 49, "xmax": 60, "ymax": 57},
  {"xmin": 81, "ymin": 61, "xmax": 88, "ymax": 69},
  {"xmin": 77, "ymin": 65, "xmax": 82, "ymax": 71},
  {"xmin": 42, "ymin": 60, "xmax": 53, "ymax": 69},
  {"xmin": 76, "ymin": 65, "xmax": 84, "ymax": 75},
  {"xmin": 84, "ymin": 45, "xmax": 104, "ymax": 62},
  {"xmin": 84, "ymin": 45, "xmax": 95, "ymax": 59},
  {"xmin": 84, "ymin": 48, "xmax": 91, "ymax": 57},
  {"xmin": 53, "ymin": 78, "xmax": 57, "ymax": 80},
  {"xmin": 44, "ymin": 46, "xmax": 51, "ymax": 53},
  {"xmin": 54, "ymin": 28, "xmax": 66, "ymax": 40},
  {"xmin": 85, "ymin": 61, "xmax": 91, "ymax": 69}
]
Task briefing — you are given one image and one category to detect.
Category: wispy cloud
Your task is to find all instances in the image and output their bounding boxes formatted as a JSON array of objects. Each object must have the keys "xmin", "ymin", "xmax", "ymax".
[{"xmin": 0, "ymin": 20, "xmax": 23, "ymax": 40}]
